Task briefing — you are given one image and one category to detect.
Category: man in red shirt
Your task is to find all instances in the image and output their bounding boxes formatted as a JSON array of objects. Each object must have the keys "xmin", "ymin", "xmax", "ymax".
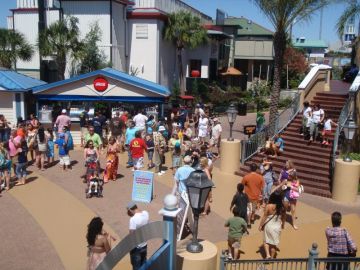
[
  {"xmin": 129, "ymin": 130, "xmax": 147, "ymax": 170},
  {"xmin": 242, "ymin": 163, "xmax": 264, "ymax": 227}
]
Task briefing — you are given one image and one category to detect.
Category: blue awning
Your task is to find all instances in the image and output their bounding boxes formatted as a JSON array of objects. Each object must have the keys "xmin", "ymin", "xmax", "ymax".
[{"xmin": 36, "ymin": 95, "xmax": 166, "ymax": 103}]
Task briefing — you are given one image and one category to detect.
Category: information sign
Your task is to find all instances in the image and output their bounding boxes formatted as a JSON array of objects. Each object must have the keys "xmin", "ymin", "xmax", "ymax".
[{"xmin": 131, "ymin": 170, "xmax": 154, "ymax": 203}]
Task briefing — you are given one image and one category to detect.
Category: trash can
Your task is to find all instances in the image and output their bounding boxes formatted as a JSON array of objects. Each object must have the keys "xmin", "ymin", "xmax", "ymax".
[{"xmin": 238, "ymin": 102, "xmax": 247, "ymax": 116}]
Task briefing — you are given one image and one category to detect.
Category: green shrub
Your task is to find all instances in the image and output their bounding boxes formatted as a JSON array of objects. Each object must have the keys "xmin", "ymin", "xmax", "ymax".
[{"xmin": 278, "ymin": 97, "xmax": 293, "ymax": 109}]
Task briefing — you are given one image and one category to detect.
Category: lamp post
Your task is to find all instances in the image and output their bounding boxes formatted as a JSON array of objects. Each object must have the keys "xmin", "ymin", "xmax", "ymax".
[
  {"xmin": 342, "ymin": 116, "xmax": 358, "ymax": 162},
  {"xmin": 185, "ymin": 169, "xmax": 214, "ymax": 253},
  {"xmin": 226, "ymin": 103, "xmax": 238, "ymax": 141}
]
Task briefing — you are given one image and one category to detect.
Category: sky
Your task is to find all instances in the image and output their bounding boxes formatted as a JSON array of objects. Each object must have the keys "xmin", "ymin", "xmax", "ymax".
[{"xmin": 0, "ymin": 0, "xmax": 354, "ymax": 46}]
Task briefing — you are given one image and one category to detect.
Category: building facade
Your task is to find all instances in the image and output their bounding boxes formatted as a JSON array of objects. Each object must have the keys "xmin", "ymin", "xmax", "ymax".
[
  {"xmin": 222, "ymin": 17, "xmax": 274, "ymax": 89},
  {"xmin": 8, "ymin": 0, "xmax": 224, "ymax": 91}
]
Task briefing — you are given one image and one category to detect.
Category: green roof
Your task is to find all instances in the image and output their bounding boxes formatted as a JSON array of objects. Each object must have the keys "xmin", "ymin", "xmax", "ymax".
[
  {"xmin": 224, "ymin": 17, "xmax": 273, "ymax": 36},
  {"xmin": 293, "ymin": 39, "xmax": 328, "ymax": 48}
]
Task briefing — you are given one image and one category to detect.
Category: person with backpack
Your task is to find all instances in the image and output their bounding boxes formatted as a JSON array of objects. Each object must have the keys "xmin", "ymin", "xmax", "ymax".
[
  {"xmin": 110, "ymin": 112, "xmax": 125, "ymax": 145},
  {"xmin": 15, "ymin": 139, "xmax": 28, "ymax": 185},
  {"xmin": 63, "ymin": 126, "xmax": 74, "ymax": 167},
  {"xmin": 79, "ymin": 107, "xmax": 90, "ymax": 147},
  {"xmin": 0, "ymin": 141, "xmax": 11, "ymax": 190},
  {"xmin": 55, "ymin": 133, "xmax": 71, "ymax": 171},
  {"xmin": 36, "ymin": 127, "xmax": 48, "ymax": 171}
]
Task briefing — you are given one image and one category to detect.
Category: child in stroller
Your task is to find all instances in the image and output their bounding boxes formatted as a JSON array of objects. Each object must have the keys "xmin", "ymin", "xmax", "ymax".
[{"xmin": 86, "ymin": 172, "xmax": 104, "ymax": 198}]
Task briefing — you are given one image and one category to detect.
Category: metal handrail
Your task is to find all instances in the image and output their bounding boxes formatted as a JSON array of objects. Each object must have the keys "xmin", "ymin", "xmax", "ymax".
[
  {"xmin": 330, "ymin": 70, "xmax": 360, "ymax": 177},
  {"xmin": 241, "ymin": 92, "xmax": 301, "ymax": 163}
]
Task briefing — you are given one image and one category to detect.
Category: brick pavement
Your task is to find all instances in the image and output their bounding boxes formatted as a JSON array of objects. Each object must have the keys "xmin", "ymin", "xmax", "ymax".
[{"xmin": 2, "ymin": 144, "xmax": 359, "ymax": 269}]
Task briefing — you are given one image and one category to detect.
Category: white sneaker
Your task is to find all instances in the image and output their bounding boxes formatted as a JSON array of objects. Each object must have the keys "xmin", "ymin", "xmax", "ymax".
[
  {"xmin": 131, "ymin": 168, "xmax": 135, "ymax": 172},
  {"xmin": 160, "ymin": 171, "xmax": 166, "ymax": 174},
  {"xmin": 158, "ymin": 172, "xmax": 163, "ymax": 176},
  {"xmin": 0, "ymin": 182, "xmax": 5, "ymax": 190}
]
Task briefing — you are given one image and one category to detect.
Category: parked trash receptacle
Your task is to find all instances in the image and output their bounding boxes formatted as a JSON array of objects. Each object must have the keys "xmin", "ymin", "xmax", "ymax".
[{"xmin": 238, "ymin": 102, "xmax": 247, "ymax": 116}]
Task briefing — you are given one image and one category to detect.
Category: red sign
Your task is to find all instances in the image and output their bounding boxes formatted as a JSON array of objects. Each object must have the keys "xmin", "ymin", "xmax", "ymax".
[
  {"xmin": 191, "ymin": 70, "xmax": 200, "ymax": 78},
  {"xmin": 93, "ymin": 77, "xmax": 108, "ymax": 92}
]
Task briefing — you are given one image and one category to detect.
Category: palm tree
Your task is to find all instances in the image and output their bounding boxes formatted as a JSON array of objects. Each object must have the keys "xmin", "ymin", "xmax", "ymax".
[
  {"xmin": 252, "ymin": 0, "xmax": 328, "ymax": 135},
  {"xmin": 164, "ymin": 11, "xmax": 208, "ymax": 94},
  {"xmin": 336, "ymin": 0, "xmax": 360, "ymax": 39},
  {"xmin": 38, "ymin": 16, "xmax": 84, "ymax": 81},
  {"xmin": 336, "ymin": 1, "xmax": 360, "ymax": 65},
  {"xmin": 0, "ymin": 28, "xmax": 33, "ymax": 69}
]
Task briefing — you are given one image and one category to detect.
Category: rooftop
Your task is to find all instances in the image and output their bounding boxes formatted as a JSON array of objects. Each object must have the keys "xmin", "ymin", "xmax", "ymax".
[
  {"xmin": 224, "ymin": 17, "xmax": 273, "ymax": 36},
  {"xmin": 0, "ymin": 69, "xmax": 46, "ymax": 92},
  {"xmin": 293, "ymin": 39, "xmax": 328, "ymax": 48},
  {"xmin": 32, "ymin": 67, "xmax": 170, "ymax": 97}
]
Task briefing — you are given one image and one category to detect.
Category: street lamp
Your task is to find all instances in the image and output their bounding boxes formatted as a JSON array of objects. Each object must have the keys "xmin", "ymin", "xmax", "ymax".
[
  {"xmin": 226, "ymin": 103, "xmax": 238, "ymax": 141},
  {"xmin": 185, "ymin": 169, "xmax": 214, "ymax": 253},
  {"xmin": 342, "ymin": 116, "xmax": 358, "ymax": 162}
]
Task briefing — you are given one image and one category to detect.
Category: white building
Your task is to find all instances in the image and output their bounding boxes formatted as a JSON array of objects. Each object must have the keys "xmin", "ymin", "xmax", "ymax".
[{"xmin": 7, "ymin": 0, "xmax": 224, "ymax": 91}]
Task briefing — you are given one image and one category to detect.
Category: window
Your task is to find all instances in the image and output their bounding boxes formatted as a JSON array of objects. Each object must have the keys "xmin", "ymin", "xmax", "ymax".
[
  {"xmin": 136, "ymin": 24, "xmax": 148, "ymax": 39},
  {"xmin": 189, "ymin": 60, "xmax": 201, "ymax": 77}
]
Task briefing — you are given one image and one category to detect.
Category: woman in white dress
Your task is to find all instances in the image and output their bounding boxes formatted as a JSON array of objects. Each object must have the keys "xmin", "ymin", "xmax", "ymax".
[
  {"xmin": 198, "ymin": 114, "xmax": 208, "ymax": 145},
  {"xmin": 258, "ymin": 192, "xmax": 286, "ymax": 259}
]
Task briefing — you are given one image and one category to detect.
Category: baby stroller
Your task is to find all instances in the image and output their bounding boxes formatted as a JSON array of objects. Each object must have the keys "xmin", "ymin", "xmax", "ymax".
[{"xmin": 86, "ymin": 172, "xmax": 104, "ymax": 198}]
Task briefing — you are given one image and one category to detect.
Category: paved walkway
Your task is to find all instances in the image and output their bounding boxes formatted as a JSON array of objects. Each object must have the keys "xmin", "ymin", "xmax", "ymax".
[{"xmin": 1, "ymin": 149, "xmax": 359, "ymax": 269}]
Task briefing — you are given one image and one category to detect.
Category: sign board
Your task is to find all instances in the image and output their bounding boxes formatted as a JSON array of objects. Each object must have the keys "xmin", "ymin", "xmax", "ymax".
[
  {"xmin": 131, "ymin": 170, "xmax": 154, "ymax": 203},
  {"xmin": 176, "ymin": 192, "xmax": 193, "ymax": 241},
  {"xmin": 244, "ymin": 125, "xmax": 256, "ymax": 137},
  {"xmin": 216, "ymin": 9, "xmax": 225, "ymax": 25},
  {"xmin": 93, "ymin": 77, "xmax": 108, "ymax": 92}
]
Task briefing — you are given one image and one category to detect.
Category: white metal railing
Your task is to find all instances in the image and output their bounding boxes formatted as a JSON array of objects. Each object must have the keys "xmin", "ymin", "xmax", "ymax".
[
  {"xmin": 330, "ymin": 70, "xmax": 360, "ymax": 177},
  {"xmin": 241, "ymin": 92, "xmax": 301, "ymax": 163},
  {"xmin": 133, "ymin": 0, "xmax": 212, "ymax": 22}
]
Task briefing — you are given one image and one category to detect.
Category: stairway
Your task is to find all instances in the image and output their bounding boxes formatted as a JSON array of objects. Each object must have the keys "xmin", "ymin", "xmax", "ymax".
[{"xmin": 237, "ymin": 92, "xmax": 348, "ymax": 197}]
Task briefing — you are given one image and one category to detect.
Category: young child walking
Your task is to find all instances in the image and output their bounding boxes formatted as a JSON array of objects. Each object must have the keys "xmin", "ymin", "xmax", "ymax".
[
  {"xmin": 46, "ymin": 128, "xmax": 55, "ymax": 164},
  {"xmin": 322, "ymin": 118, "xmax": 338, "ymax": 146},
  {"xmin": 55, "ymin": 133, "xmax": 70, "ymax": 171},
  {"xmin": 225, "ymin": 206, "xmax": 249, "ymax": 260},
  {"xmin": 16, "ymin": 139, "xmax": 28, "ymax": 185}
]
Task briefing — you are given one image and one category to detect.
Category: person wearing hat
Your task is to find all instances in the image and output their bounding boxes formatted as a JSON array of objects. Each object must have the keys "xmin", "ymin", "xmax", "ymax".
[
  {"xmin": 54, "ymin": 109, "xmax": 71, "ymax": 136},
  {"xmin": 152, "ymin": 128, "xmax": 166, "ymax": 175},
  {"xmin": 55, "ymin": 132, "xmax": 71, "ymax": 171},
  {"xmin": 172, "ymin": 155, "xmax": 195, "ymax": 195},
  {"xmin": 125, "ymin": 121, "xmax": 139, "ymax": 167},
  {"xmin": 210, "ymin": 117, "xmax": 222, "ymax": 155},
  {"xmin": 127, "ymin": 202, "xmax": 149, "ymax": 270}
]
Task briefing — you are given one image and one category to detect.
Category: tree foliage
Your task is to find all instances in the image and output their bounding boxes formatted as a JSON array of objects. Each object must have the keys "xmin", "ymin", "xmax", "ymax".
[
  {"xmin": 251, "ymin": 0, "xmax": 329, "ymax": 135},
  {"xmin": 38, "ymin": 16, "xmax": 84, "ymax": 80},
  {"xmin": 336, "ymin": 1, "xmax": 360, "ymax": 39},
  {"xmin": 0, "ymin": 28, "xmax": 33, "ymax": 69},
  {"xmin": 76, "ymin": 22, "xmax": 108, "ymax": 74},
  {"xmin": 163, "ymin": 11, "xmax": 208, "ymax": 94}
]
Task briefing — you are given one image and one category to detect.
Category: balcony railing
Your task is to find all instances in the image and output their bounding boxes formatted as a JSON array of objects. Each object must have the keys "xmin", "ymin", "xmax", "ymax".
[{"xmin": 132, "ymin": 0, "xmax": 212, "ymax": 22}]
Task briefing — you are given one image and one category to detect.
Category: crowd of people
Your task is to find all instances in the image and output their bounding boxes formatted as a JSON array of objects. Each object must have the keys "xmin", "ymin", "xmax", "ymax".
[{"xmin": 1, "ymin": 102, "xmax": 357, "ymax": 270}]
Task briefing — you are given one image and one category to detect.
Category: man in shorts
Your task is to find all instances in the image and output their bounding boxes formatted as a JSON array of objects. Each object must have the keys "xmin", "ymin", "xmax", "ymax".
[
  {"xmin": 79, "ymin": 107, "xmax": 89, "ymax": 147},
  {"xmin": 210, "ymin": 118, "xmax": 222, "ymax": 155},
  {"xmin": 241, "ymin": 163, "xmax": 264, "ymax": 228},
  {"xmin": 129, "ymin": 130, "xmax": 147, "ymax": 171},
  {"xmin": 225, "ymin": 206, "xmax": 249, "ymax": 260}
]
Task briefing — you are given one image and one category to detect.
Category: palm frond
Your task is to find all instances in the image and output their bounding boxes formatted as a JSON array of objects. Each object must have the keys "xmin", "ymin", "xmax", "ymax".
[{"xmin": 336, "ymin": 2, "xmax": 360, "ymax": 39}]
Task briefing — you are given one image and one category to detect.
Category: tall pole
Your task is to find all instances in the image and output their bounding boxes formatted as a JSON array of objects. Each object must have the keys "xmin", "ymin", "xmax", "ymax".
[
  {"xmin": 38, "ymin": 0, "xmax": 46, "ymax": 81},
  {"xmin": 319, "ymin": 8, "xmax": 323, "ymax": 39}
]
